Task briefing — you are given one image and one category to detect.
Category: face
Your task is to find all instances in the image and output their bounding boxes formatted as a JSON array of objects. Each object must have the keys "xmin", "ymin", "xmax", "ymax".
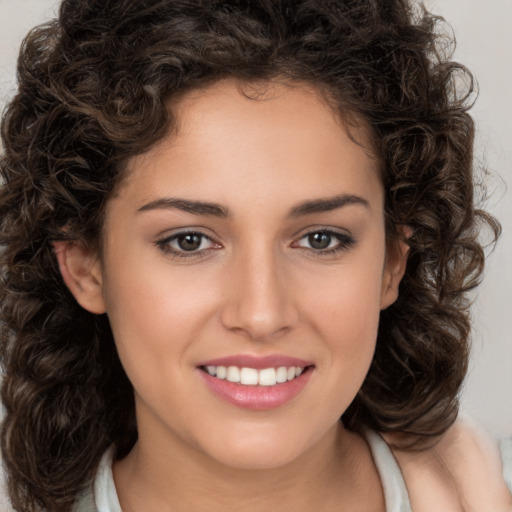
[{"xmin": 59, "ymin": 79, "xmax": 407, "ymax": 470}]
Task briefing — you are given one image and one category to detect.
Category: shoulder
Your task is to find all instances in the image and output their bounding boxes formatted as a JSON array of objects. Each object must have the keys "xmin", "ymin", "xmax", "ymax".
[
  {"xmin": 71, "ymin": 486, "xmax": 96, "ymax": 512},
  {"xmin": 501, "ymin": 437, "xmax": 512, "ymax": 492},
  {"xmin": 72, "ymin": 447, "xmax": 121, "ymax": 512},
  {"xmin": 386, "ymin": 416, "xmax": 512, "ymax": 512}
]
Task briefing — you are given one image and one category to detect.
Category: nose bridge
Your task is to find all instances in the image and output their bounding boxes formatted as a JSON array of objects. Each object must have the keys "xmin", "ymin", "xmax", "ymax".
[{"xmin": 221, "ymin": 240, "xmax": 297, "ymax": 340}]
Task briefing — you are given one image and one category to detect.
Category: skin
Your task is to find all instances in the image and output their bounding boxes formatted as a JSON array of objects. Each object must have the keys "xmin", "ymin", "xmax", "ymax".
[
  {"xmin": 56, "ymin": 79, "xmax": 409, "ymax": 511},
  {"xmin": 388, "ymin": 416, "xmax": 512, "ymax": 512}
]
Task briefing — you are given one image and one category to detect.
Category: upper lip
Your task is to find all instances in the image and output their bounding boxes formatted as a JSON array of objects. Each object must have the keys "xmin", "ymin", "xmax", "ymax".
[{"xmin": 197, "ymin": 354, "xmax": 314, "ymax": 369}]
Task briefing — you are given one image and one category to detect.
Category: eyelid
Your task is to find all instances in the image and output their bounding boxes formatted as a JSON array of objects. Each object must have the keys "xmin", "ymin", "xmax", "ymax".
[
  {"xmin": 154, "ymin": 226, "xmax": 355, "ymax": 259},
  {"xmin": 291, "ymin": 227, "xmax": 355, "ymax": 253},
  {"xmin": 155, "ymin": 229, "xmax": 222, "ymax": 258}
]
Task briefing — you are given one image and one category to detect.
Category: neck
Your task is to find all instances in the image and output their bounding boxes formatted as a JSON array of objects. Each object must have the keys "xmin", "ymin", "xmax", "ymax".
[{"xmin": 113, "ymin": 422, "xmax": 384, "ymax": 512}]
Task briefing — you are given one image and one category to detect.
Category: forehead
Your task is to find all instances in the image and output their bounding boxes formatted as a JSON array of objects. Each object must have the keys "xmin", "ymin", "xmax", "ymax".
[
  {"xmin": 170, "ymin": 78, "xmax": 376, "ymax": 161},
  {"xmin": 118, "ymin": 79, "xmax": 382, "ymax": 210}
]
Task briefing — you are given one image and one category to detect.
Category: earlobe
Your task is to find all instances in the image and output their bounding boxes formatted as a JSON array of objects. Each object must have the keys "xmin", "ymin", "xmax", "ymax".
[
  {"xmin": 53, "ymin": 241, "xmax": 106, "ymax": 314},
  {"xmin": 380, "ymin": 227, "xmax": 411, "ymax": 310}
]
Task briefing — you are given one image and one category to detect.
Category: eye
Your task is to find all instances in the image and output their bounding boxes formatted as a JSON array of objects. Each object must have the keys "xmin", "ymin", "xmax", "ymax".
[
  {"xmin": 156, "ymin": 231, "xmax": 220, "ymax": 257},
  {"xmin": 293, "ymin": 229, "xmax": 355, "ymax": 254}
]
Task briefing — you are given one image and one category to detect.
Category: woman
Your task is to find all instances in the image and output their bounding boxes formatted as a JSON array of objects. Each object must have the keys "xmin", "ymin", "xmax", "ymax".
[{"xmin": 0, "ymin": 1, "xmax": 510, "ymax": 511}]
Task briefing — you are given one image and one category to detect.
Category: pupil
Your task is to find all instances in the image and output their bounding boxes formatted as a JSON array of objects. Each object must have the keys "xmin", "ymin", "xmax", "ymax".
[
  {"xmin": 178, "ymin": 234, "xmax": 202, "ymax": 251},
  {"xmin": 309, "ymin": 232, "xmax": 331, "ymax": 249}
]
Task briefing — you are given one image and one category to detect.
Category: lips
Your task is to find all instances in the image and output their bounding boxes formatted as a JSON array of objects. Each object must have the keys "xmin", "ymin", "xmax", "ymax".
[
  {"xmin": 197, "ymin": 355, "xmax": 314, "ymax": 410},
  {"xmin": 198, "ymin": 354, "xmax": 313, "ymax": 369}
]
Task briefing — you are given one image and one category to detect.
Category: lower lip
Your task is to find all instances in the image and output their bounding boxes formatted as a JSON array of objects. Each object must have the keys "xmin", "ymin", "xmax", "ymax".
[{"xmin": 198, "ymin": 368, "xmax": 313, "ymax": 410}]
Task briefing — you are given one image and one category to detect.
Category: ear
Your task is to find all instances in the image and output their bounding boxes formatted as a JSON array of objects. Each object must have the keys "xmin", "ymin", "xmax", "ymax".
[
  {"xmin": 53, "ymin": 241, "xmax": 106, "ymax": 314},
  {"xmin": 380, "ymin": 226, "xmax": 411, "ymax": 310}
]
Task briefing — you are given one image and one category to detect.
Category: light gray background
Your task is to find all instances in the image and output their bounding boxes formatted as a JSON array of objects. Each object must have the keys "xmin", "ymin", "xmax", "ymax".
[{"xmin": 0, "ymin": 0, "xmax": 510, "ymax": 480}]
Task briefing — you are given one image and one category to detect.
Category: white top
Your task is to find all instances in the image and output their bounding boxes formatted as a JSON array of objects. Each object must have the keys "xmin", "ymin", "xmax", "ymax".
[
  {"xmin": 502, "ymin": 437, "xmax": 512, "ymax": 494},
  {"xmin": 73, "ymin": 432, "xmax": 512, "ymax": 512}
]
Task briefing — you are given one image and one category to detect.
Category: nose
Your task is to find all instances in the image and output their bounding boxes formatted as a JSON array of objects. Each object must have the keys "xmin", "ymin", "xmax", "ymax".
[{"xmin": 220, "ymin": 247, "xmax": 299, "ymax": 341}]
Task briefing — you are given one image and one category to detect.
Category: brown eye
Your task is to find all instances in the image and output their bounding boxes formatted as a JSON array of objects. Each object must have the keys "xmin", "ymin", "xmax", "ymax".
[
  {"xmin": 308, "ymin": 232, "xmax": 332, "ymax": 250},
  {"xmin": 156, "ymin": 231, "xmax": 220, "ymax": 257},
  {"xmin": 293, "ymin": 229, "xmax": 355, "ymax": 254},
  {"xmin": 176, "ymin": 233, "xmax": 203, "ymax": 251}
]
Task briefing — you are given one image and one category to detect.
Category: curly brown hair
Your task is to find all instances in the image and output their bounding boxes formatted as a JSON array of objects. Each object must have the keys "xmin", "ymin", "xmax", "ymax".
[{"xmin": 0, "ymin": 0, "xmax": 500, "ymax": 511}]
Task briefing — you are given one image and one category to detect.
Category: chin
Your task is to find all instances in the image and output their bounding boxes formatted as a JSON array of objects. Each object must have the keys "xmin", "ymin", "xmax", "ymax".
[
  {"xmin": 196, "ymin": 423, "xmax": 325, "ymax": 471},
  {"xmin": 208, "ymin": 444, "xmax": 304, "ymax": 471}
]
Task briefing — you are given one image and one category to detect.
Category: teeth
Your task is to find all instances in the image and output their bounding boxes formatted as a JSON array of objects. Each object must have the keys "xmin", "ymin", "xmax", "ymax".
[
  {"xmin": 240, "ymin": 367, "xmax": 258, "ymax": 385},
  {"xmin": 259, "ymin": 368, "xmax": 276, "ymax": 386},
  {"xmin": 276, "ymin": 366, "xmax": 288, "ymax": 383},
  {"xmin": 204, "ymin": 365, "xmax": 306, "ymax": 386},
  {"xmin": 226, "ymin": 366, "xmax": 240, "ymax": 383}
]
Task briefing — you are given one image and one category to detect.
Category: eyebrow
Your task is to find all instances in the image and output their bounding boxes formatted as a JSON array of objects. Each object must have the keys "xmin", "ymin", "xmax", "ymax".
[
  {"xmin": 137, "ymin": 198, "xmax": 230, "ymax": 217},
  {"xmin": 288, "ymin": 194, "xmax": 370, "ymax": 217},
  {"xmin": 137, "ymin": 193, "xmax": 369, "ymax": 218}
]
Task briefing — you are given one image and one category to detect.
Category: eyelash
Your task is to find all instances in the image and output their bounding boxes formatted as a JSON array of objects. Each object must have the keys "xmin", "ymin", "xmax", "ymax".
[
  {"xmin": 292, "ymin": 229, "xmax": 355, "ymax": 255},
  {"xmin": 155, "ymin": 230, "xmax": 220, "ymax": 259},
  {"xmin": 155, "ymin": 229, "xmax": 355, "ymax": 259}
]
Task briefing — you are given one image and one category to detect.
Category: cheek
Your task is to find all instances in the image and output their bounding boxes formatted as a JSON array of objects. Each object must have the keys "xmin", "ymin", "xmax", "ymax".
[
  {"xmin": 100, "ymin": 253, "xmax": 218, "ymax": 380},
  {"xmin": 307, "ymin": 252, "xmax": 384, "ymax": 326},
  {"xmin": 291, "ymin": 273, "xmax": 383, "ymax": 428},
  {"xmin": 299, "ymin": 250, "xmax": 385, "ymax": 375}
]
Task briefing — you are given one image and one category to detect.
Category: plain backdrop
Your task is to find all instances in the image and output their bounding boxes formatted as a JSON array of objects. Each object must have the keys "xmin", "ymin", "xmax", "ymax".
[{"xmin": 0, "ymin": 0, "xmax": 511, "ymax": 499}]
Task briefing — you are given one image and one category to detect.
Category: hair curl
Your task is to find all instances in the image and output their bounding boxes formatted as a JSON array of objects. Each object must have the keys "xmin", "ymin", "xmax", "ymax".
[{"xmin": 0, "ymin": 1, "xmax": 500, "ymax": 510}]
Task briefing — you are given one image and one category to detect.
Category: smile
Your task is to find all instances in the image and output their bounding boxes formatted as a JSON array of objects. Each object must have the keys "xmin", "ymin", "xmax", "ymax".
[
  {"xmin": 203, "ymin": 365, "xmax": 304, "ymax": 386},
  {"xmin": 198, "ymin": 361, "xmax": 313, "ymax": 410}
]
